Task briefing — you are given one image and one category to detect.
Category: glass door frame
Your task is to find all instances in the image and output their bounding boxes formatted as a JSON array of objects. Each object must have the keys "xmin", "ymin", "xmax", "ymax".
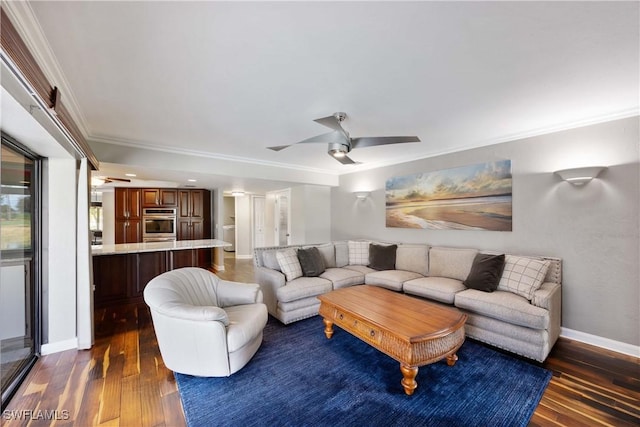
[{"xmin": 1, "ymin": 132, "xmax": 42, "ymax": 409}]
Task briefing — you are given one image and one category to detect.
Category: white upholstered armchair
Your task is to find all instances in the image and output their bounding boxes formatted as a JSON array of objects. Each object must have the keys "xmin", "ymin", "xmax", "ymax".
[{"xmin": 144, "ymin": 267, "xmax": 268, "ymax": 377}]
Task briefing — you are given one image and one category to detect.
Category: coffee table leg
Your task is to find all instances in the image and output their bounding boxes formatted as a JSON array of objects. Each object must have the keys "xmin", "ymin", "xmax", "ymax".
[
  {"xmin": 323, "ymin": 318, "xmax": 334, "ymax": 339},
  {"xmin": 446, "ymin": 353, "xmax": 458, "ymax": 366},
  {"xmin": 400, "ymin": 364, "xmax": 418, "ymax": 395}
]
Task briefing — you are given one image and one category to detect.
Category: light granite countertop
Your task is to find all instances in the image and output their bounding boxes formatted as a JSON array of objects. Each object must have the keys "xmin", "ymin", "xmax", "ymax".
[{"xmin": 92, "ymin": 239, "xmax": 231, "ymax": 256}]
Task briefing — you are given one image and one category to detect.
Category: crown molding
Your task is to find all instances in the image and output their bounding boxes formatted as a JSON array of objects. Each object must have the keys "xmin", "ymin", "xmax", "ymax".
[
  {"xmin": 89, "ymin": 134, "xmax": 342, "ymax": 176},
  {"xmin": 2, "ymin": 0, "xmax": 91, "ymax": 138},
  {"xmin": 91, "ymin": 109, "xmax": 638, "ymax": 178}
]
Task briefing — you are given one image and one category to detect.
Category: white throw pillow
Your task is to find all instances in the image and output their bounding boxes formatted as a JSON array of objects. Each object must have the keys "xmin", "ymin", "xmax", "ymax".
[
  {"xmin": 348, "ymin": 240, "xmax": 370, "ymax": 265},
  {"xmin": 498, "ymin": 255, "xmax": 550, "ymax": 300},
  {"xmin": 276, "ymin": 249, "xmax": 303, "ymax": 282}
]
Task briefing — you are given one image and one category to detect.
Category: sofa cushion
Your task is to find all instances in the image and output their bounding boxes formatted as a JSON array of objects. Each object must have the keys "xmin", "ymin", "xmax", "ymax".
[
  {"xmin": 343, "ymin": 265, "xmax": 377, "ymax": 275},
  {"xmin": 396, "ymin": 244, "xmax": 429, "ymax": 276},
  {"xmin": 297, "ymin": 247, "xmax": 326, "ymax": 277},
  {"xmin": 403, "ymin": 276, "xmax": 466, "ymax": 304},
  {"xmin": 348, "ymin": 240, "xmax": 370, "ymax": 265},
  {"xmin": 368, "ymin": 243, "xmax": 397, "ymax": 271},
  {"xmin": 276, "ymin": 277, "xmax": 332, "ymax": 303},
  {"xmin": 315, "ymin": 243, "xmax": 336, "ymax": 268},
  {"xmin": 320, "ymin": 268, "xmax": 364, "ymax": 289},
  {"xmin": 334, "ymin": 241, "xmax": 349, "ymax": 267},
  {"xmin": 498, "ymin": 256, "xmax": 550, "ymax": 300},
  {"xmin": 429, "ymin": 247, "xmax": 478, "ymax": 281},
  {"xmin": 262, "ymin": 250, "xmax": 282, "ymax": 271},
  {"xmin": 365, "ymin": 270, "xmax": 422, "ymax": 291},
  {"xmin": 454, "ymin": 289, "xmax": 549, "ymax": 330},
  {"xmin": 463, "ymin": 253, "xmax": 505, "ymax": 292},
  {"xmin": 276, "ymin": 249, "xmax": 303, "ymax": 281}
]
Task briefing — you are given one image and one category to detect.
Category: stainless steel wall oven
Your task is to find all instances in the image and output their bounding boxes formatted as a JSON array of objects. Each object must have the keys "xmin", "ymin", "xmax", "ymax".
[{"xmin": 142, "ymin": 208, "xmax": 177, "ymax": 242}]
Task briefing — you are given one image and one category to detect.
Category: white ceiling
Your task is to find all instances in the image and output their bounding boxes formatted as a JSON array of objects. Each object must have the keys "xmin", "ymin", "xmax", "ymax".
[{"xmin": 10, "ymin": 1, "xmax": 640, "ymax": 192}]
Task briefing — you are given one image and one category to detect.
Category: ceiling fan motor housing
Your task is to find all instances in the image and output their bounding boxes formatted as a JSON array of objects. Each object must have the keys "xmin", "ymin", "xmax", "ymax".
[{"xmin": 328, "ymin": 142, "xmax": 351, "ymax": 157}]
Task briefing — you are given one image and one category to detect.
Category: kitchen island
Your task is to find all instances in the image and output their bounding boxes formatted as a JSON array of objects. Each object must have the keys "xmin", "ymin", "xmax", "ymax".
[{"xmin": 92, "ymin": 239, "xmax": 231, "ymax": 307}]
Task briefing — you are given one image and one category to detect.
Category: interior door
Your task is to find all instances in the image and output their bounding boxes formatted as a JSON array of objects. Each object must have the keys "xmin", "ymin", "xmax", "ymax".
[{"xmin": 275, "ymin": 191, "xmax": 290, "ymax": 246}]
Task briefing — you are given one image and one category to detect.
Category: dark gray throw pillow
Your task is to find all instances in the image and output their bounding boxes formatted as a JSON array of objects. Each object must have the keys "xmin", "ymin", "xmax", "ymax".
[
  {"xmin": 368, "ymin": 243, "xmax": 398, "ymax": 271},
  {"xmin": 464, "ymin": 253, "xmax": 506, "ymax": 292},
  {"xmin": 297, "ymin": 247, "xmax": 326, "ymax": 277}
]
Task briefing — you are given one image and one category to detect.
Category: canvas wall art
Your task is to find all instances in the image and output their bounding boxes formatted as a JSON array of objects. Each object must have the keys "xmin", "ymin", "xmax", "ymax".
[{"xmin": 386, "ymin": 160, "xmax": 512, "ymax": 231}]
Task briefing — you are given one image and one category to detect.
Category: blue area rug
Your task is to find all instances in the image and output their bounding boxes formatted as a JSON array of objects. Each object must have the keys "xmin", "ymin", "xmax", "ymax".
[{"xmin": 175, "ymin": 316, "xmax": 551, "ymax": 427}]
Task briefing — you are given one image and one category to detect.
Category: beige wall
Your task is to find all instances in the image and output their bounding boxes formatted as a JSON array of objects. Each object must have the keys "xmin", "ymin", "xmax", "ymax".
[{"xmin": 331, "ymin": 116, "xmax": 640, "ymax": 347}]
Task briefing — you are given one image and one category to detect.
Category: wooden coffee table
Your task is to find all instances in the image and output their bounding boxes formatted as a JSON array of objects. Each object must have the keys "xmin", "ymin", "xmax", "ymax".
[{"xmin": 318, "ymin": 285, "xmax": 467, "ymax": 395}]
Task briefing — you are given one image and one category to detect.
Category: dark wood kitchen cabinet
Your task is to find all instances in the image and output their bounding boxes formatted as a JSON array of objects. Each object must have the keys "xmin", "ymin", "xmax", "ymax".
[
  {"xmin": 142, "ymin": 188, "xmax": 178, "ymax": 207},
  {"xmin": 93, "ymin": 253, "xmax": 132, "ymax": 304},
  {"xmin": 93, "ymin": 249, "xmax": 211, "ymax": 307},
  {"xmin": 171, "ymin": 248, "xmax": 212, "ymax": 270},
  {"xmin": 115, "ymin": 188, "xmax": 142, "ymax": 243},
  {"xmin": 177, "ymin": 189, "xmax": 211, "ymax": 240}
]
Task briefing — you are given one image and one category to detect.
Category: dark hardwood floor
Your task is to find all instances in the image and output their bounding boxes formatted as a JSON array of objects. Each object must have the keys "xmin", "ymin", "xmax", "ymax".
[{"xmin": 3, "ymin": 254, "xmax": 639, "ymax": 426}]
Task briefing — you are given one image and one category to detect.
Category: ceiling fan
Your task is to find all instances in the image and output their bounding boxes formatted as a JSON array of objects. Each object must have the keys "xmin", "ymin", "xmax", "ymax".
[
  {"xmin": 92, "ymin": 176, "xmax": 131, "ymax": 186},
  {"xmin": 267, "ymin": 112, "xmax": 421, "ymax": 165}
]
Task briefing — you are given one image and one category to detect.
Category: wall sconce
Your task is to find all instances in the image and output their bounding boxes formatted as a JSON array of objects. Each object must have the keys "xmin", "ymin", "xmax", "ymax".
[
  {"xmin": 554, "ymin": 166, "xmax": 607, "ymax": 186},
  {"xmin": 354, "ymin": 191, "xmax": 371, "ymax": 200}
]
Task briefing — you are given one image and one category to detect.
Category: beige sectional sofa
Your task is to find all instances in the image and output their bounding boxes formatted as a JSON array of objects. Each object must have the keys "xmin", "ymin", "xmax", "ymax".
[{"xmin": 253, "ymin": 240, "xmax": 562, "ymax": 362}]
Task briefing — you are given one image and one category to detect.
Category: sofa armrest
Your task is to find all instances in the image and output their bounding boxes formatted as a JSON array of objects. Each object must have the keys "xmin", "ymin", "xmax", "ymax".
[
  {"xmin": 152, "ymin": 302, "xmax": 229, "ymax": 326},
  {"xmin": 532, "ymin": 281, "xmax": 562, "ymax": 347},
  {"xmin": 217, "ymin": 280, "xmax": 263, "ymax": 307},
  {"xmin": 254, "ymin": 266, "xmax": 285, "ymax": 317},
  {"xmin": 532, "ymin": 282, "xmax": 560, "ymax": 310}
]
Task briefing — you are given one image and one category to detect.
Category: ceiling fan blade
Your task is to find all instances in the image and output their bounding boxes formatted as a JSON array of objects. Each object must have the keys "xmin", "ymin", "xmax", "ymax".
[
  {"xmin": 267, "ymin": 145, "xmax": 291, "ymax": 151},
  {"xmin": 330, "ymin": 153, "xmax": 359, "ymax": 165},
  {"xmin": 268, "ymin": 131, "xmax": 345, "ymax": 152},
  {"xmin": 351, "ymin": 136, "xmax": 421, "ymax": 149},
  {"xmin": 313, "ymin": 115, "xmax": 343, "ymax": 131},
  {"xmin": 314, "ymin": 115, "xmax": 350, "ymax": 140},
  {"xmin": 106, "ymin": 177, "xmax": 131, "ymax": 182},
  {"xmin": 296, "ymin": 131, "xmax": 344, "ymax": 145}
]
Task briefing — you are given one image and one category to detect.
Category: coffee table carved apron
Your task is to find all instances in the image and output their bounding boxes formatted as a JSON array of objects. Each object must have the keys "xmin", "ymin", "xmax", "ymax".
[{"xmin": 318, "ymin": 285, "xmax": 467, "ymax": 395}]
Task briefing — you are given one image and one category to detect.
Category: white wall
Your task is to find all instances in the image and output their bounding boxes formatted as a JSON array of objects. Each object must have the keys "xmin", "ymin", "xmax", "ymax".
[
  {"xmin": 289, "ymin": 185, "xmax": 332, "ymax": 245},
  {"xmin": 212, "ymin": 189, "xmax": 225, "ymax": 270},
  {"xmin": 42, "ymin": 158, "xmax": 78, "ymax": 351},
  {"xmin": 234, "ymin": 195, "xmax": 252, "ymax": 258},
  {"xmin": 101, "ymin": 190, "xmax": 115, "ymax": 245},
  {"xmin": 331, "ymin": 117, "xmax": 640, "ymax": 347}
]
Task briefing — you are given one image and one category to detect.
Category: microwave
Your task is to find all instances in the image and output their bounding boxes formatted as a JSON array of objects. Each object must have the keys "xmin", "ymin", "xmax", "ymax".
[{"xmin": 142, "ymin": 208, "xmax": 177, "ymax": 242}]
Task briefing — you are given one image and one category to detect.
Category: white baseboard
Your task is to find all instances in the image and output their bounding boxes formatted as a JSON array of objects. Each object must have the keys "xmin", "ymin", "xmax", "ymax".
[
  {"xmin": 40, "ymin": 337, "xmax": 78, "ymax": 355},
  {"xmin": 214, "ymin": 264, "xmax": 225, "ymax": 272},
  {"xmin": 560, "ymin": 327, "xmax": 640, "ymax": 358},
  {"xmin": 235, "ymin": 254, "xmax": 253, "ymax": 260}
]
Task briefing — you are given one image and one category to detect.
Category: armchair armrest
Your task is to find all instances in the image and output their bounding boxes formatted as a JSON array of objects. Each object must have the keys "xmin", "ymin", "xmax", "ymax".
[
  {"xmin": 153, "ymin": 302, "xmax": 229, "ymax": 326},
  {"xmin": 217, "ymin": 280, "xmax": 262, "ymax": 307}
]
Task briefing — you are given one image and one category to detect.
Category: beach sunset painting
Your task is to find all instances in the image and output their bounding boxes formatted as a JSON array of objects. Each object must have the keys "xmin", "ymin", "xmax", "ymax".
[{"xmin": 386, "ymin": 160, "xmax": 512, "ymax": 231}]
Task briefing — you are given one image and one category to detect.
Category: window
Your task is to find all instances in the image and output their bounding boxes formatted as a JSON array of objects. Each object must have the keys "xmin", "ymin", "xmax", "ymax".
[
  {"xmin": 0, "ymin": 146, "xmax": 33, "ymax": 251},
  {"xmin": 1, "ymin": 134, "xmax": 40, "ymax": 406}
]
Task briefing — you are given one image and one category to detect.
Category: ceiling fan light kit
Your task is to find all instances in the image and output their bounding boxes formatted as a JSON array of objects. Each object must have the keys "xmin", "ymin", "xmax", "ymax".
[{"xmin": 268, "ymin": 112, "xmax": 420, "ymax": 165}]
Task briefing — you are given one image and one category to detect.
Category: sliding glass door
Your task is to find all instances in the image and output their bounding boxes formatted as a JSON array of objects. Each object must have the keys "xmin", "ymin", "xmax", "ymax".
[{"xmin": 1, "ymin": 135, "xmax": 40, "ymax": 407}]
